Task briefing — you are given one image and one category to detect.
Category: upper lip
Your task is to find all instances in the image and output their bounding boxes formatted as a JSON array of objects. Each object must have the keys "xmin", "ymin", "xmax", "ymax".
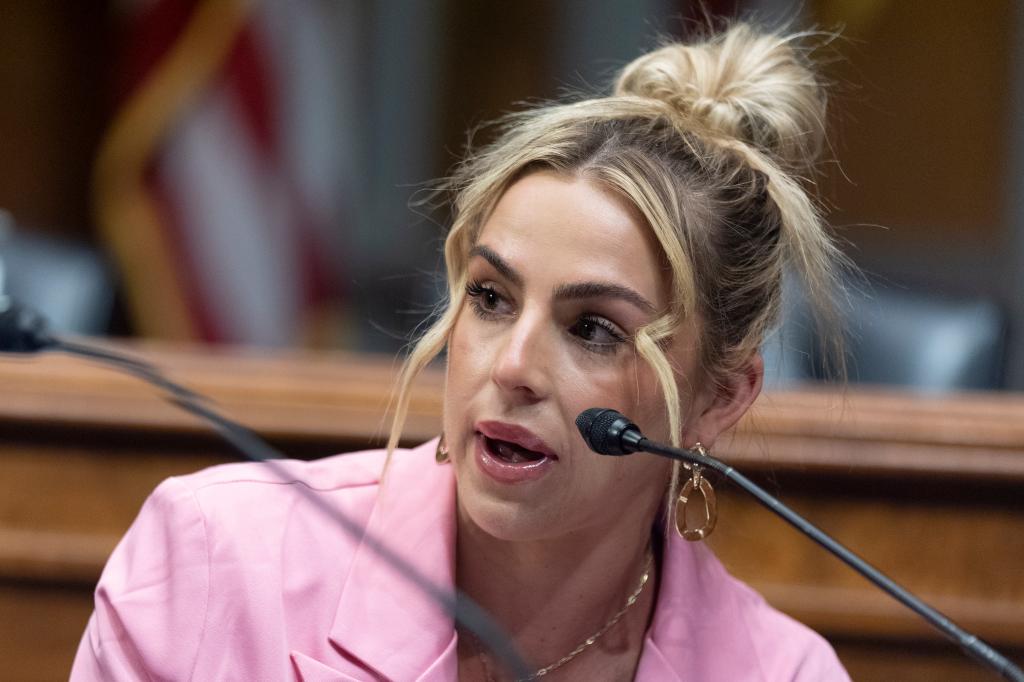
[{"xmin": 476, "ymin": 420, "xmax": 559, "ymax": 459}]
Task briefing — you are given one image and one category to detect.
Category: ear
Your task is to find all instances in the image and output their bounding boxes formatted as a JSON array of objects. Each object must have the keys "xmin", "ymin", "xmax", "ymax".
[{"xmin": 685, "ymin": 353, "xmax": 763, "ymax": 448}]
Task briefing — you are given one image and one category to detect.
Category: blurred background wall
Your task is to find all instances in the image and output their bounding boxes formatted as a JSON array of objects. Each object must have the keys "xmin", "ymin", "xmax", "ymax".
[{"xmin": 0, "ymin": 0, "xmax": 1021, "ymax": 389}]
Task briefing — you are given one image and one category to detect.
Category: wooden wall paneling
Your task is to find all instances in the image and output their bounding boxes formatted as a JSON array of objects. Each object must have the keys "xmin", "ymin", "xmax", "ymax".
[
  {"xmin": 0, "ymin": 583, "xmax": 96, "ymax": 682},
  {"xmin": 812, "ymin": 0, "xmax": 1014, "ymax": 243},
  {"xmin": 0, "ymin": 3, "xmax": 110, "ymax": 236}
]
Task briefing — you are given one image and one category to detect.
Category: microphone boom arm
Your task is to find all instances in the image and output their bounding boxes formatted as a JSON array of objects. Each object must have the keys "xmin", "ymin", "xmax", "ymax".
[
  {"xmin": 639, "ymin": 437, "xmax": 1023, "ymax": 682},
  {"xmin": 577, "ymin": 407, "xmax": 1023, "ymax": 682}
]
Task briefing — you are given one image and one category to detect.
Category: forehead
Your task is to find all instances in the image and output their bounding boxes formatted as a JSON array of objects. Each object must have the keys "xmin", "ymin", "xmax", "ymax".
[{"xmin": 475, "ymin": 171, "xmax": 667, "ymax": 301}]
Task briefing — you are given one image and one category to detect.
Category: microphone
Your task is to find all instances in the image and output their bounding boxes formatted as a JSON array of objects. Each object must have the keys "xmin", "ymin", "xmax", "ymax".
[
  {"xmin": 0, "ymin": 299, "xmax": 54, "ymax": 353},
  {"xmin": 577, "ymin": 407, "xmax": 1024, "ymax": 682},
  {"xmin": 575, "ymin": 407, "xmax": 643, "ymax": 455},
  {"xmin": 0, "ymin": 298, "xmax": 529, "ymax": 679}
]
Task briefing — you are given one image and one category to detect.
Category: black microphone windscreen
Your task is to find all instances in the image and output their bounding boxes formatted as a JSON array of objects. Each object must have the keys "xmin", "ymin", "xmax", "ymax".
[
  {"xmin": 575, "ymin": 408, "xmax": 604, "ymax": 439},
  {"xmin": 576, "ymin": 407, "xmax": 631, "ymax": 455}
]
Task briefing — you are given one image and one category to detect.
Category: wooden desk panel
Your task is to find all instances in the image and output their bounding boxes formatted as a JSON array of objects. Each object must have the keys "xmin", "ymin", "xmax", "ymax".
[{"xmin": 2, "ymin": 342, "xmax": 1022, "ymax": 680}]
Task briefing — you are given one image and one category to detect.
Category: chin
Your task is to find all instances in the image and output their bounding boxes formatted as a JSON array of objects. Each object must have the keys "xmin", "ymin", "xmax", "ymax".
[{"xmin": 456, "ymin": 482, "xmax": 568, "ymax": 543}]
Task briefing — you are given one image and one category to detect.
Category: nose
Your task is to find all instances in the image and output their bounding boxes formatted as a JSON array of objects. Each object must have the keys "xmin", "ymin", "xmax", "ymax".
[{"xmin": 490, "ymin": 309, "xmax": 552, "ymax": 404}]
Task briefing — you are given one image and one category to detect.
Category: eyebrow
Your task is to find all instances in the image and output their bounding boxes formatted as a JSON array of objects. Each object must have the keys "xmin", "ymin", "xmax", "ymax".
[
  {"xmin": 469, "ymin": 244, "xmax": 657, "ymax": 314},
  {"xmin": 470, "ymin": 245, "xmax": 523, "ymax": 286},
  {"xmin": 554, "ymin": 281, "xmax": 657, "ymax": 314}
]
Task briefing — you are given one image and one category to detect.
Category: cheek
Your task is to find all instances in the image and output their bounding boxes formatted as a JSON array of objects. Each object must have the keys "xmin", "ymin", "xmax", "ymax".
[
  {"xmin": 590, "ymin": 350, "xmax": 692, "ymax": 447},
  {"xmin": 443, "ymin": 312, "xmax": 489, "ymax": 428},
  {"xmin": 589, "ymin": 351, "xmax": 668, "ymax": 437}
]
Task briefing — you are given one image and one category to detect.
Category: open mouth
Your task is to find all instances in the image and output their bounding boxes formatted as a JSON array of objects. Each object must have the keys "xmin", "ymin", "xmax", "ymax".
[{"xmin": 483, "ymin": 435, "xmax": 549, "ymax": 464}]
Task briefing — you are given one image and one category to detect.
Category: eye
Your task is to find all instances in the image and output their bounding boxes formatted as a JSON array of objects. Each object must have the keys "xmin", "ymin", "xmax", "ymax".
[
  {"xmin": 466, "ymin": 280, "xmax": 512, "ymax": 318},
  {"xmin": 480, "ymin": 287, "xmax": 501, "ymax": 311},
  {"xmin": 568, "ymin": 314, "xmax": 626, "ymax": 353}
]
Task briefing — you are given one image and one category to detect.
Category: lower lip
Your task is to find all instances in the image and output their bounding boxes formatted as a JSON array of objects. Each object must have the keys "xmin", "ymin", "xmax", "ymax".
[{"xmin": 474, "ymin": 433, "xmax": 555, "ymax": 484}]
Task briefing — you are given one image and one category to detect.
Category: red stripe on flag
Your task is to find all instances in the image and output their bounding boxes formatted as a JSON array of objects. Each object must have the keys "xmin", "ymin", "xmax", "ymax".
[
  {"xmin": 292, "ymin": 195, "xmax": 337, "ymax": 305},
  {"xmin": 222, "ymin": 23, "xmax": 278, "ymax": 157},
  {"xmin": 220, "ymin": 18, "xmax": 340, "ymax": 308}
]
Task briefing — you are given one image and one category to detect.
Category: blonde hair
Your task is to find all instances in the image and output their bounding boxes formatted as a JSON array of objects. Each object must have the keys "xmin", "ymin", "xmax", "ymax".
[{"xmin": 386, "ymin": 24, "xmax": 846, "ymax": 492}]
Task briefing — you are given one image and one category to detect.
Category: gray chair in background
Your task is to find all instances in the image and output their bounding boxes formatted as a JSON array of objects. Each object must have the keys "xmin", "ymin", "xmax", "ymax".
[
  {"xmin": 0, "ymin": 211, "xmax": 114, "ymax": 337},
  {"xmin": 763, "ymin": 274, "xmax": 1006, "ymax": 392}
]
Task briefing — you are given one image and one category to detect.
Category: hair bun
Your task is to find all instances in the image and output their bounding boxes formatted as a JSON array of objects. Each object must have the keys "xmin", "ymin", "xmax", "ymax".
[{"xmin": 614, "ymin": 23, "xmax": 827, "ymax": 171}]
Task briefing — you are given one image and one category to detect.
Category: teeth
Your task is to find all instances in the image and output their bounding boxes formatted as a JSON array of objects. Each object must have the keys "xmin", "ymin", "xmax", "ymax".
[{"xmin": 489, "ymin": 437, "xmax": 545, "ymax": 463}]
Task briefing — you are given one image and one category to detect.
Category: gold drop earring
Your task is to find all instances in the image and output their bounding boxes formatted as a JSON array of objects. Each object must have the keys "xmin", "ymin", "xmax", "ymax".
[
  {"xmin": 435, "ymin": 433, "xmax": 450, "ymax": 464},
  {"xmin": 675, "ymin": 442, "xmax": 717, "ymax": 541}
]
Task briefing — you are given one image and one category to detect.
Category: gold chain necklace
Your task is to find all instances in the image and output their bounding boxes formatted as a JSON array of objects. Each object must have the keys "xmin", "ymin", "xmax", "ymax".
[{"xmin": 466, "ymin": 545, "xmax": 654, "ymax": 682}]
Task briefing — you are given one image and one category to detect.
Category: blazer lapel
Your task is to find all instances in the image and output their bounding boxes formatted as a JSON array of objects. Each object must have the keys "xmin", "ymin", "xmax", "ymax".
[
  {"xmin": 290, "ymin": 650, "xmax": 370, "ymax": 681},
  {"xmin": 328, "ymin": 439, "xmax": 459, "ymax": 681},
  {"xmin": 635, "ymin": 635, "xmax": 685, "ymax": 682},
  {"xmin": 638, "ymin": 536, "xmax": 762, "ymax": 681}
]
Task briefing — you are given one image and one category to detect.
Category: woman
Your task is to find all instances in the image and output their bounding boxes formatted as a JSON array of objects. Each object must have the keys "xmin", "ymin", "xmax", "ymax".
[{"xmin": 73, "ymin": 23, "xmax": 850, "ymax": 681}]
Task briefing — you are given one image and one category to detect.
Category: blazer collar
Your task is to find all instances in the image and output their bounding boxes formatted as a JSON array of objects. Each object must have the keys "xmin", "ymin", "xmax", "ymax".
[{"xmin": 329, "ymin": 438, "xmax": 458, "ymax": 681}]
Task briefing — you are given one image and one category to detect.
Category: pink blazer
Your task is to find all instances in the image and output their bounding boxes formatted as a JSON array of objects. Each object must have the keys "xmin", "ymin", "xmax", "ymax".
[{"xmin": 71, "ymin": 439, "xmax": 849, "ymax": 681}]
